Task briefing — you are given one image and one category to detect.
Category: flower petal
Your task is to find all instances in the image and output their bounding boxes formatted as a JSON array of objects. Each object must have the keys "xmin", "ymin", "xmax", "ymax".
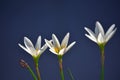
[
  {"xmin": 18, "ymin": 43, "xmax": 32, "ymax": 56},
  {"xmin": 45, "ymin": 39, "xmax": 53, "ymax": 49},
  {"xmin": 59, "ymin": 48, "xmax": 65, "ymax": 55},
  {"xmin": 52, "ymin": 34, "xmax": 61, "ymax": 49},
  {"xmin": 85, "ymin": 34, "xmax": 97, "ymax": 43},
  {"xmin": 40, "ymin": 44, "xmax": 48, "ymax": 54},
  {"xmin": 96, "ymin": 21, "xmax": 105, "ymax": 35},
  {"xmin": 105, "ymin": 24, "xmax": 115, "ymax": 38},
  {"xmin": 24, "ymin": 37, "xmax": 35, "ymax": 51},
  {"xmin": 35, "ymin": 36, "xmax": 41, "ymax": 50},
  {"xmin": 105, "ymin": 28, "xmax": 117, "ymax": 42},
  {"xmin": 84, "ymin": 27, "xmax": 96, "ymax": 39},
  {"xmin": 49, "ymin": 48, "xmax": 58, "ymax": 55},
  {"xmin": 97, "ymin": 33, "xmax": 104, "ymax": 43},
  {"xmin": 61, "ymin": 32, "xmax": 70, "ymax": 48},
  {"xmin": 95, "ymin": 24, "xmax": 99, "ymax": 36},
  {"xmin": 65, "ymin": 41, "xmax": 76, "ymax": 53}
]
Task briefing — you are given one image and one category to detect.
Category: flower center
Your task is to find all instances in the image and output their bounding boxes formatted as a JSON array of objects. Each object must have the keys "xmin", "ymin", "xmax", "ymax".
[{"xmin": 54, "ymin": 47, "xmax": 60, "ymax": 53}]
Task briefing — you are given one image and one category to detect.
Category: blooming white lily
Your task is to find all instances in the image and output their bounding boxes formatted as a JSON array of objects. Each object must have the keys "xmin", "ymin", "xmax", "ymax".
[
  {"xmin": 45, "ymin": 33, "xmax": 76, "ymax": 56},
  {"xmin": 18, "ymin": 36, "xmax": 48, "ymax": 58},
  {"xmin": 84, "ymin": 21, "xmax": 117, "ymax": 45}
]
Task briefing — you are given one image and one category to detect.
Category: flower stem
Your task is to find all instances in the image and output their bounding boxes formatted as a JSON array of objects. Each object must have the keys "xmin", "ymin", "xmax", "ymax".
[
  {"xmin": 58, "ymin": 56, "xmax": 65, "ymax": 80},
  {"xmin": 35, "ymin": 63, "xmax": 41, "ymax": 80},
  {"xmin": 67, "ymin": 68, "xmax": 75, "ymax": 80},
  {"xmin": 33, "ymin": 57, "xmax": 41, "ymax": 80},
  {"xmin": 28, "ymin": 66, "xmax": 38, "ymax": 80},
  {"xmin": 99, "ymin": 44, "xmax": 105, "ymax": 80}
]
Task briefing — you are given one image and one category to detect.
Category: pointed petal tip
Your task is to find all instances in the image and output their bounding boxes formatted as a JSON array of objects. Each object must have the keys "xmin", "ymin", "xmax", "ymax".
[
  {"xmin": 18, "ymin": 43, "xmax": 21, "ymax": 45},
  {"xmin": 38, "ymin": 36, "xmax": 41, "ymax": 39},
  {"xmin": 96, "ymin": 21, "xmax": 101, "ymax": 26},
  {"xmin": 73, "ymin": 41, "xmax": 76, "ymax": 44},
  {"xmin": 18, "ymin": 43, "xmax": 21, "ymax": 47},
  {"xmin": 44, "ymin": 39, "xmax": 48, "ymax": 42},
  {"xmin": 85, "ymin": 34, "xmax": 97, "ymax": 43},
  {"xmin": 112, "ymin": 24, "xmax": 115, "ymax": 26},
  {"xmin": 24, "ymin": 36, "xmax": 28, "ymax": 39},
  {"xmin": 52, "ymin": 33, "xmax": 56, "ymax": 37},
  {"xmin": 24, "ymin": 37, "xmax": 30, "ymax": 42},
  {"xmin": 44, "ymin": 39, "xmax": 52, "ymax": 43},
  {"xmin": 85, "ymin": 33, "xmax": 88, "ymax": 36},
  {"xmin": 84, "ymin": 27, "xmax": 87, "ymax": 30},
  {"xmin": 18, "ymin": 43, "xmax": 25, "ymax": 48},
  {"xmin": 35, "ymin": 35, "xmax": 41, "ymax": 49},
  {"xmin": 84, "ymin": 27, "xmax": 91, "ymax": 32},
  {"xmin": 52, "ymin": 34, "xmax": 58, "ymax": 39},
  {"xmin": 96, "ymin": 21, "xmax": 100, "ymax": 24},
  {"xmin": 72, "ymin": 41, "xmax": 76, "ymax": 46},
  {"xmin": 113, "ymin": 28, "xmax": 117, "ymax": 33},
  {"xmin": 66, "ymin": 32, "xmax": 70, "ymax": 37},
  {"xmin": 67, "ymin": 32, "xmax": 70, "ymax": 35},
  {"xmin": 84, "ymin": 27, "xmax": 89, "ymax": 32}
]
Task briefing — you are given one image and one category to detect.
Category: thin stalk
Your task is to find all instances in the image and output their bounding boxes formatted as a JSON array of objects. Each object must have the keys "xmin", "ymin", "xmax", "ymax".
[
  {"xmin": 35, "ymin": 62, "xmax": 41, "ymax": 80},
  {"xmin": 19, "ymin": 59, "xmax": 37, "ymax": 80},
  {"xmin": 99, "ymin": 44, "xmax": 105, "ymax": 80},
  {"xmin": 28, "ymin": 66, "xmax": 38, "ymax": 80},
  {"xmin": 58, "ymin": 56, "xmax": 65, "ymax": 80},
  {"xmin": 33, "ymin": 57, "xmax": 41, "ymax": 80},
  {"xmin": 67, "ymin": 68, "xmax": 75, "ymax": 80}
]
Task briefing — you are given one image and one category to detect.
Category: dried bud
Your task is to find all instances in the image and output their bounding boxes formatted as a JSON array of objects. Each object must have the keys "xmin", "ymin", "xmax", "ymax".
[{"xmin": 19, "ymin": 59, "xmax": 29, "ymax": 68}]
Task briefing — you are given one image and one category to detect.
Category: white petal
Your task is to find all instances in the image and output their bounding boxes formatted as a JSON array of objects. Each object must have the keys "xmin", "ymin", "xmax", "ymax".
[
  {"xmin": 105, "ymin": 24, "xmax": 115, "ymax": 37},
  {"xmin": 49, "ymin": 48, "xmax": 58, "ymax": 55},
  {"xmin": 85, "ymin": 34, "xmax": 97, "ymax": 43},
  {"xmin": 84, "ymin": 27, "xmax": 96, "ymax": 39},
  {"xmin": 35, "ymin": 36, "xmax": 41, "ymax": 50},
  {"xmin": 18, "ymin": 43, "xmax": 32, "ymax": 56},
  {"xmin": 65, "ymin": 41, "xmax": 76, "ymax": 53},
  {"xmin": 96, "ymin": 21, "xmax": 105, "ymax": 35},
  {"xmin": 61, "ymin": 33, "xmax": 70, "ymax": 48},
  {"xmin": 95, "ymin": 24, "xmax": 99, "ymax": 36},
  {"xmin": 52, "ymin": 34, "xmax": 61, "ymax": 49},
  {"xmin": 24, "ymin": 37, "xmax": 35, "ymax": 51},
  {"xmin": 33, "ymin": 50, "xmax": 41, "ymax": 57},
  {"xmin": 59, "ymin": 48, "xmax": 65, "ymax": 55},
  {"xmin": 40, "ymin": 44, "xmax": 48, "ymax": 54},
  {"xmin": 97, "ymin": 33, "xmax": 104, "ymax": 43},
  {"xmin": 29, "ymin": 47, "xmax": 37, "ymax": 56},
  {"xmin": 45, "ymin": 39, "xmax": 53, "ymax": 49},
  {"xmin": 105, "ymin": 28, "xmax": 117, "ymax": 42}
]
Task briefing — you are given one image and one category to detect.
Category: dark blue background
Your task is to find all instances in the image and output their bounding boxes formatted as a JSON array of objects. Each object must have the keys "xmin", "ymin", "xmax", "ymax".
[{"xmin": 0, "ymin": 0, "xmax": 120, "ymax": 80}]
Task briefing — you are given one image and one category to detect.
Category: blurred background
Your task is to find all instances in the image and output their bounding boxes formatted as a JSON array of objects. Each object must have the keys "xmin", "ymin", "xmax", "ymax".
[{"xmin": 0, "ymin": 0, "xmax": 120, "ymax": 80}]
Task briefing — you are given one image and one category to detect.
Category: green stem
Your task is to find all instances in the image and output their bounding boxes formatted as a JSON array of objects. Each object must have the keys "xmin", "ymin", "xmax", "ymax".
[
  {"xmin": 35, "ymin": 63, "xmax": 41, "ymax": 80},
  {"xmin": 33, "ymin": 57, "xmax": 41, "ymax": 80},
  {"xmin": 67, "ymin": 68, "xmax": 75, "ymax": 80},
  {"xmin": 58, "ymin": 56, "xmax": 65, "ymax": 80},
  {"xmin": 99, "ymin": 44, "xmax": 105, "ymax": 80},
  {"xmin": 27, "ymin": 66, "xmax": 38, "ymax": 80}
]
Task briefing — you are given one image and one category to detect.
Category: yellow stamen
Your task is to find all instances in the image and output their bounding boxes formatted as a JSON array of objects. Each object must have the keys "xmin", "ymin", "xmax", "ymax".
[{"xmin": 54, "ymin": 47, "xmax": 59, "ymax": 53}]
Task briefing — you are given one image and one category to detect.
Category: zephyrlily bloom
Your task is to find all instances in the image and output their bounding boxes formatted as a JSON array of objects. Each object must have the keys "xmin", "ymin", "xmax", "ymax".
[
  {"xmin": 84, "ymin": 21, "xmax": 117, "ymax": 45},
  {"xmin": 45, "ymin": 33, "xmax": 76, "ymax": 56},
  {"xmin": 18, "ymin": 36, "xmax": 48, "ymax": 58}
]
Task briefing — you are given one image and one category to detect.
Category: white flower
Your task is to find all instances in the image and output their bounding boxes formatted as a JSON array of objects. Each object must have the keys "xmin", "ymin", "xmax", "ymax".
[
  {"xmin": 45, "ymin": 33, "xmax": 76, "ymax": 56},
  {"xmin": 18, "ymin": 36, "xmax": 48, "ymax": 58},
  {"xmin": 84, "ymin": 21, "xmax": 117, "ymax": 44}
]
